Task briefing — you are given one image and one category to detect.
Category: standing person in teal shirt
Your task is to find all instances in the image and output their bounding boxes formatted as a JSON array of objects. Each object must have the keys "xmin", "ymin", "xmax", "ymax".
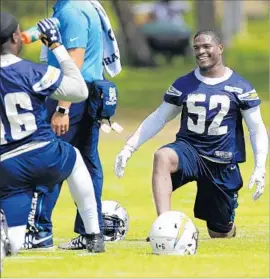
[{"xmin": 24, "ymin": 0, "xmax": 118, "ymax": 250}]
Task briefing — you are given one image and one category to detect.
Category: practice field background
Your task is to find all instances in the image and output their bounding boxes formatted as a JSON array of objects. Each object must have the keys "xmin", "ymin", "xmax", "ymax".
[
  {"xmin": 1, "ymin": 2, "xmax": 269, "ymax": 278},
  {"xmin": 3, "ymin": 105, "xmax": 269, "ymax": 278}
]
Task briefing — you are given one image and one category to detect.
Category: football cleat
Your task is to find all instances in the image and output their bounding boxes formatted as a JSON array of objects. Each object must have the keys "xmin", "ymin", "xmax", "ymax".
[
  {"xmin": 58, "ymin": 235, "xmax": 86, "ymax": 250},
  {"xmin": 86, "ymin": 233, "xmax": 105, "ymax": 253},
  {"xmin": 23, "ymin": 231, "xmax": 53, "ymax": 249},
  {"xmin": 0, "ymin": 210, "xmax": 11, "ymax": 273}
]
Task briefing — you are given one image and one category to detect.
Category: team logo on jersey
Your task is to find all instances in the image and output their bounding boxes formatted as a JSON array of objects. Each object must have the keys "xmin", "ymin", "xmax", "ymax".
[
  {"xmin": 214, "ymin": 151, "xmax": 233, "ymax": 160},
  {"xmin": 32, "ymin": 66, "xmax": 61, "ymax": 92},
  {"xmin": 166, "ymin": 86, "xmax": 182, "ymax": 97},
  {"xmin": 224, "ymin": 85, "xmax": 243, "ymax": 94},
  {"xmin": 237, "ymin": 89, "xmax": 258, "ymax": 101}
]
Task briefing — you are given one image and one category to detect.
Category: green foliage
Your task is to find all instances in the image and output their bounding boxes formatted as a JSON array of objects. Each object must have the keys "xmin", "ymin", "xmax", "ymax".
[{"xmin": 19, "ymin": 7, "xmax": 268, "ymax": 112}]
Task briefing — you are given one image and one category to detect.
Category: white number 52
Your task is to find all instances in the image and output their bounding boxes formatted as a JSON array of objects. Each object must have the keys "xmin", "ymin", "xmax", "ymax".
[{"xmin": 186, "ymin": 94, "xmax": 230, "ymax": 135}]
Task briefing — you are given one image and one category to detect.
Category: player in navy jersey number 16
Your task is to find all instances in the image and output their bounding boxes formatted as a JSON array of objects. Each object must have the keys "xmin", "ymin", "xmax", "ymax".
[
  {"xmin": 0, "ymin": 12, "xmax": 105, "ymax": 270},
  {"xmin": 115, "ymin": 30, "xmax": 268, "ymax": 238}
]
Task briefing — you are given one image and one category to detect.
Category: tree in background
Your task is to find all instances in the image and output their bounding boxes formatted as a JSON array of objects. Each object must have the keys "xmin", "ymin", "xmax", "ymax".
[
  {"xmin": 112, "ymin": 0, "xmax": 156, "ymax": 67},
  {"xmin": 195, "ymin": 0, "xmax": 217, "ymax": 31}
]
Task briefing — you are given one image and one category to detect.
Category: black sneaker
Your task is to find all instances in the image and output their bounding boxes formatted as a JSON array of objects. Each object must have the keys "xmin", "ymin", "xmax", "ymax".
[
  {"xmin": 86, "ymin": 233, "xmax": 105, "ymax": 253},
  {"xmin": 23, "ymin": 231, "xmax": 53, "ymax": 250},
  {"xmin": 58, "ymin": 235, "xmax": 86, "ymax": 250}
]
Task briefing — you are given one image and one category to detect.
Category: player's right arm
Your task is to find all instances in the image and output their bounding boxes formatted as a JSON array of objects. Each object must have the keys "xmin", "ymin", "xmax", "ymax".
[
  {"xmin": 36, "ymin": 18, "xmax": 88, "ymax": 103},
  {"xmin": 114, "ymin": 82, "xmax": 183, "ymax": 178}
]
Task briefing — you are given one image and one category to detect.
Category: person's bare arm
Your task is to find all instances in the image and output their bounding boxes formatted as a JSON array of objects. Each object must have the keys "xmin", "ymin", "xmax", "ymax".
[{"xmin": 51, "ymin": 48, "xmax": 85, "ymax": 136}]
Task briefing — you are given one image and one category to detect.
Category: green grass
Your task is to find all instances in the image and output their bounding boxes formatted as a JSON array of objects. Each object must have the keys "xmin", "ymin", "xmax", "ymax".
[{"xmin": 3, "ymin": 102, "xmax": 269, "ymax": 278}]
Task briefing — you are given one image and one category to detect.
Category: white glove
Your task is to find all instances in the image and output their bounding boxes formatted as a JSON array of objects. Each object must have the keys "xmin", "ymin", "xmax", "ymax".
[
  {"xmin": 248, "ymin": 167, "xmax": 266, "ymax": 200},
  {"xmin": 115, "ymin": 145, "xmax": 135, "ymax": 178}
]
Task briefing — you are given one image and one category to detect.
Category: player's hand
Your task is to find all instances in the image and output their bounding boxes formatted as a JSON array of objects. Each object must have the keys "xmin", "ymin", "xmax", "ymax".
[
  {"xmin": 51, "ymin": 112, "xmax": 69, "ymax": 136},
  {"xmin": 115, "ymin": 145, "xmax": 135, "ymax": 178},
  {"xmin": 248, "ymin": 167, "xmax": 266, "ymax": 200},
  {"xmin": 37, "ymin": 18, "xmax": 61, "ymax": 50}
]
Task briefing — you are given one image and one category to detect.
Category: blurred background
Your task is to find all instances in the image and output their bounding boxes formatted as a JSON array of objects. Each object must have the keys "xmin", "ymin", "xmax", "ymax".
[{"xmin": 1, "ymin": 0, "xmax": 269, "ymax": 117}]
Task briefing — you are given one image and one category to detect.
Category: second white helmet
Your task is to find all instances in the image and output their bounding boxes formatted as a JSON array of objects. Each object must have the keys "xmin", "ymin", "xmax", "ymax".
[{"xmin": 149, "ymin": 211, "xmax": 198, "ymax": 255}]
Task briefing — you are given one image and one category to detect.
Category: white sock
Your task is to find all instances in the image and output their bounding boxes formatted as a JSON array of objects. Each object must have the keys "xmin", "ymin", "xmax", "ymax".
[
  {"xmin": 8, "ymin": 225, "xmax": 26, "ymax": 255},
  {"xmin": 67, "ymin": 148, "xmax": 100, "ymax": 235}
]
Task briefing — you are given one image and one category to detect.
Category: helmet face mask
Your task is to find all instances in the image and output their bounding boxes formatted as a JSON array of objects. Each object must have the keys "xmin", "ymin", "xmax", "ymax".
[
  {"xmin": 102, "ymin": 201, "xmax": 129, "ymax": 242},
  {"xmin": 149, "ymin": 211, "xmax": 199, "ymax": 255}
]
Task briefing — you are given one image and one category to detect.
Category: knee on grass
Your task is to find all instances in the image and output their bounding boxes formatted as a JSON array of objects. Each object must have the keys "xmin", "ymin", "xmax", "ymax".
[{"xmin": 207, "ymin": 222, "xmax": 236, "ymax": 238}]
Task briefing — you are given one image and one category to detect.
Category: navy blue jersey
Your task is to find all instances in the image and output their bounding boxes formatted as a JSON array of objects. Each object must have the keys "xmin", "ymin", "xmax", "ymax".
[
  {"xmin": 164, "ymin": 68, "xmax": 261, "ymax": 163},
  {"xmin": 0, "ymin": 55, "xmax": 63, "ymax": 155}
]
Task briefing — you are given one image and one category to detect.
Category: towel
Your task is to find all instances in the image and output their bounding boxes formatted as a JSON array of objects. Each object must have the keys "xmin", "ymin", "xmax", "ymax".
[
  {"xmin": 90, "ymin": 0, "xmax": 122, "ymax": 77},
  {"xmin": 40, "ymin": 1, "xmax": 122, "ymax": 77}
]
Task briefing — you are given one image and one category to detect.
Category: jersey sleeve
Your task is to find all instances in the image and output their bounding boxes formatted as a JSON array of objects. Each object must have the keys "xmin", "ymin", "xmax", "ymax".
[
  {"xmin": 236, "ymin": 81, "xmax": 261, "ymax": 110},
  {"xmin": 30, "ymin": 63, "xmax": 64, "ymax": 96},
  {"xmin": 163, "ymin": 78, "xmax": 185, "ymax": 106},
  {"xmin": 57, "ymin": 8, "xmax": 88, "ymax": 50}
]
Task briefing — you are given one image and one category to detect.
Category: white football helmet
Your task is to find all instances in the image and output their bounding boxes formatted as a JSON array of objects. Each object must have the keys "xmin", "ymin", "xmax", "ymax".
[
  {"xmin": 149, "ymin": 211, "xmax": 198, "ymax": 255},
  {"xmin": 102, "ymin": 200, "xmax": 129, "ymax": 242}
]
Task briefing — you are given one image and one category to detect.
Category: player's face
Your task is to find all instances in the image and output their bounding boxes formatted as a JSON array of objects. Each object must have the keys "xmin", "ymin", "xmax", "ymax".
[{"xmin": 193, "ymin": 34, "xmax": 223, "ymax": 70}]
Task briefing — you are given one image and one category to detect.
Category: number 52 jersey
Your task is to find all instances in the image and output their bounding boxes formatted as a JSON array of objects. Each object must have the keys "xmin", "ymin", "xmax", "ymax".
[
  {"xmin": 164, "ymin": 68, "xmax": 261, "ymax": 163},
  {"xmin": 0, "ymin": 54, "xmax": 63, "ymax": 155}
]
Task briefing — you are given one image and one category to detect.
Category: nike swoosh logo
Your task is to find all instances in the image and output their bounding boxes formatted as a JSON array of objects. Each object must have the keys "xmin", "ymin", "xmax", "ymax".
[
  {"xmin": 32, "ymin": 235, "xmax": 52, "ymax": 245},
  {"xmin": 70, "ymin": 37, "xmax": 79, "ymax": 42}
]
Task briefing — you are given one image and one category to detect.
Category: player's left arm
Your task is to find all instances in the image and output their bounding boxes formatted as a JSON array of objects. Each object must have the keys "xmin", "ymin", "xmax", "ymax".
[{"xmin": 241, "ymin": 105, "xmax": 269, "ymax": 200}]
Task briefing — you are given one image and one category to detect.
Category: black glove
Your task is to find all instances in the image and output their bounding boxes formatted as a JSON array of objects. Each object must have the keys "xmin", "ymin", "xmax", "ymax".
[{"xmin": 37, "ymin": 18, "xmax": 62, "ymax": 50}]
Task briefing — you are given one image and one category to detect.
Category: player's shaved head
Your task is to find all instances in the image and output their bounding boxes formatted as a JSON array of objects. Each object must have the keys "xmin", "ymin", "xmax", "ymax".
[{"xmin": 194, "ymin": 30, "xmax": 222, "ymax": 45}]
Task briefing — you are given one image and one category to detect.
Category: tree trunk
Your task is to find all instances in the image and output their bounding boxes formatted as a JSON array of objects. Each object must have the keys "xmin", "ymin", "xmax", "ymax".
[
  {"xmin": 112, "ymin": 0, "xmax": 156, "ymax": 67},
  {"xmin": 222, "ymin": 1, "xmax": 246, "ymax": 47},
  {"xmin": 195, "ymin": 0, "xmax": 217, "ymax": 31}
]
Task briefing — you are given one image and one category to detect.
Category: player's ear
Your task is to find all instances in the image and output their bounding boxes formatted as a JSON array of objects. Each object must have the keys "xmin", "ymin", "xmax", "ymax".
[
  {"xmin": 12, "ymin": 33, "xmax": 17, "ymax": 44},
  {"xmin": 12, "ymin": 26, "xmax": 20, "ymax": 44},
  {"xmin": 219, "ymin": 44, "xmax": 224, "ymax": 54}
]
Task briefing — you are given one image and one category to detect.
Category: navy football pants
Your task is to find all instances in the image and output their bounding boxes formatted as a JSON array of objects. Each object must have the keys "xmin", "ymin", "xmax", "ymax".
[
  {"xmin": 30, "ymin": 114, "xmax": 103, "ymax": 235},
  {"xmin": 0, "ymin": 140, "xmax": 76, "ymax": 227},
  {"xmin": 163, "ymin": 140, "xmax": 243, "ymax": 233}
]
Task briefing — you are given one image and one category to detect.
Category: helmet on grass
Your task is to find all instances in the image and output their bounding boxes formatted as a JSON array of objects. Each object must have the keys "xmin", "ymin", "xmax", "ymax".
[
  {"xmin": 102, "ymin": 200, "xmax": 129, "ymax": 242},
  {"xmin": 149, "ymin": 211, "xmax": 198, "ymax": 255}
]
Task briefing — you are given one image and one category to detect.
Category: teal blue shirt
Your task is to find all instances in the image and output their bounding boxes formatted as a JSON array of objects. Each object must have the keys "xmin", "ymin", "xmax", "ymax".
[
  {"xmin": 46, "ymin": 0, "xmax": 104, "ymax": 124},
  {"xmin": 48, "ymin": 0, "xmax": 103, "ymax": 82}
]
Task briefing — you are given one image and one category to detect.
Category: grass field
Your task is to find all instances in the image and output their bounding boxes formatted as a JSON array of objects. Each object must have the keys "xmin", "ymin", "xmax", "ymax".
[{"xmin": 3, "ymin": 101, "xmax": 269, "ymax": 278}]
